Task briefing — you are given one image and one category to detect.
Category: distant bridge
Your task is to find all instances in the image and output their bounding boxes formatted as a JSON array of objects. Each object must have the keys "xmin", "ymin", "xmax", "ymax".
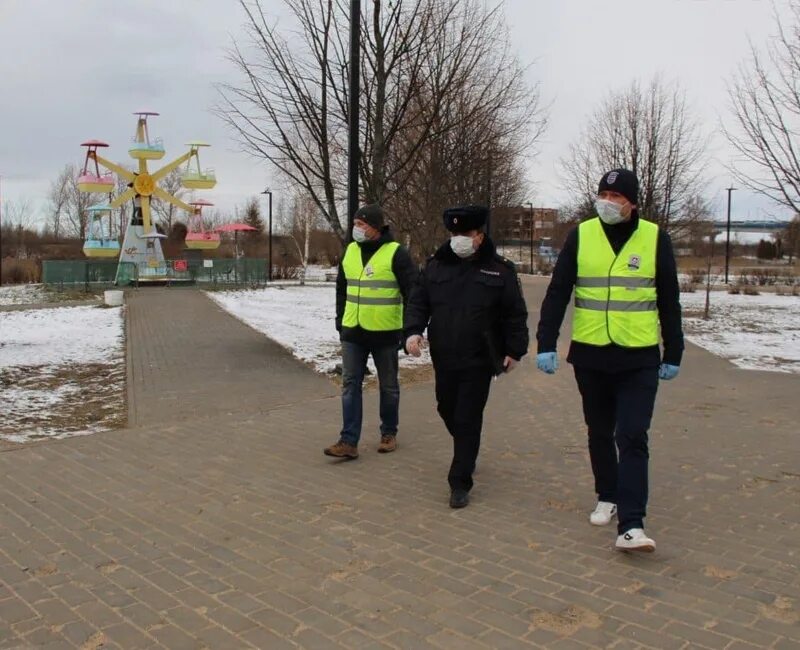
[{"xmin": 711, "ymin": 220, "xmax": 791, "ymax": 231}]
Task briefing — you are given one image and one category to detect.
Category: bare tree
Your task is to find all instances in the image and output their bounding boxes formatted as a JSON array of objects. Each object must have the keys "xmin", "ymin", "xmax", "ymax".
[
  {"xmin": 560, "ymin": 76, "xmax": 707, "ymax": 233},
  {"xmin": 678, "ymin": 194, "xmax": 714, "ymax": 255},
  {"xmin": 0, "ymin": 198, "xmax": 35, "ymax": 259},
  {"xmin": 47, "ymin": 164, "xmax": 94, "ymax": 239},
  {"xmin": 150, "ymin": 168, "xmax": 190, "ymax": 232},
  {"xmin": 46, "ymin": 175, "xmax": 67, "ymax": 239},
  {"xmin": 780, "ymin": 214, "xmax": 800, "ymax": 263},
  {"xmin": 217, "ymin": 0, "xmax": 545, "ymax": 249},
  {"xmin": 2, "ymin": 197, "xmax": 35, "ymax": 230},
  {"xmin": 287, "ymin": 190, "xmax": 322, "ymax": 277},
  {"xmin": 218, "ymin": 0, "xmax": 346, "ymax": 241},
  {"xmin": 724, "ymin": 1, "xmax": 800, "ymax": 212}
]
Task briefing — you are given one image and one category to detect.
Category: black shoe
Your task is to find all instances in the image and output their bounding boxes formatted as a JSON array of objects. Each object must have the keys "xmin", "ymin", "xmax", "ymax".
[{"xmin": 449, "ymin": 489, "xmax": 469, "ymax": 509}]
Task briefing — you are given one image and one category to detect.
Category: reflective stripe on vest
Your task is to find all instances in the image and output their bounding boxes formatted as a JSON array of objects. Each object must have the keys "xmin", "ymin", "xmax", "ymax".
[
  {"xmin": 342, "ymin": 241, "xmax": 402, "ymax": 331},
  {"xmin": 572, "ymin": 217, "xmax": 659, "ymax": 348}
]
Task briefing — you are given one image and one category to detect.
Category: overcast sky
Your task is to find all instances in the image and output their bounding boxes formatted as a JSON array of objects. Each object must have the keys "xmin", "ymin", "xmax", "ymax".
[{"xmin": 0, "ymin": 0, "xmax": 792, "ymax": 229}]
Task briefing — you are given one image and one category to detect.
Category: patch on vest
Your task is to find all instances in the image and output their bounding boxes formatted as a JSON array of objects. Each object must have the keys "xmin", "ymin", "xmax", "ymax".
[
  {"xmin": 627, "ymin": 254, "xmax": 641, "ymax": 271},
  {"xmin": 364, "ymin": 264, "xmax": 375, "ymax": 277},
  {"xmin": 480, "ymin": 269, "xmax": 501, "ymax": 276}
]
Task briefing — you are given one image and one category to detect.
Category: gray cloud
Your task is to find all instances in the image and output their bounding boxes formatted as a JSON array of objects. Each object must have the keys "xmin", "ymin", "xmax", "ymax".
[{"xmin": 0, "ymin": 0, "xmax": 792, "ymax": 226}]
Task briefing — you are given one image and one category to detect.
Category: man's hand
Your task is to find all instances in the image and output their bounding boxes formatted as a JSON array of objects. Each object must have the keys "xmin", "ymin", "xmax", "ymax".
[
  {"xmin": 658, "ymin": 363, "xmax": 679, "ymax": 380},
  {"xmin": 536, "ymin": 351, "xmax": 559, "ymax": 374},
  {"xmin": 503, "ymin": 356, "xmax": 518, "ymax": 372},
  {"xmin": 406, "ymin": 335, "xmax": 424, "ymax": 357}
]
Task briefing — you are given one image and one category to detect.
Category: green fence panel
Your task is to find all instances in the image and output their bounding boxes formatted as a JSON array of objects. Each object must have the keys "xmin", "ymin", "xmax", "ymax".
[{"xmin": 41, "ymin": 258, "xmax": 271, "ymax": 287}]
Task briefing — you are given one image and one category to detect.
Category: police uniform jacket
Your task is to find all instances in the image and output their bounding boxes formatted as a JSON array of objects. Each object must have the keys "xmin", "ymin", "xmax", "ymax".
[{"xmin": 404, "ymin": 236, "xmax": 529, "ymax": 373}]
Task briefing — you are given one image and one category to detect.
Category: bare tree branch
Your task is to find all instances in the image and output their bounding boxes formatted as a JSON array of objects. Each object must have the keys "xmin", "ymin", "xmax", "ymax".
[{"xmin": 723, "ymin": 1, "xmax": 800, "ymax": 212}]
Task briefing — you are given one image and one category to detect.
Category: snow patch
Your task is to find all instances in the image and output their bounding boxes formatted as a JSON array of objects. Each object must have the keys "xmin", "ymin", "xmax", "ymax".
[
  {"xmin": 0, "ymin": 305, "xmax": 126, "ymax": 442},
  {"xmin": 681, "ymin": 291, "xmax": 800, "ymax": 374},
  {"xmin": 0, "ymin": 305, "xmax": 124, "ymax": 368},
  {"xmin": 208, "ymin": 286, "xmax": 431, "ymax": 373},
  {"xmin": 0, "ymin": 284, "xmax": 46, "ymax": 306}
]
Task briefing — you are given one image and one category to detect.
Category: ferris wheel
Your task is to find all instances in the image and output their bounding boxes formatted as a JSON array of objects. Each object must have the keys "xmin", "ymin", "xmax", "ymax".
[{"xmin": 78, "ymin": 111, "xmax": 217, "ymax": 283}]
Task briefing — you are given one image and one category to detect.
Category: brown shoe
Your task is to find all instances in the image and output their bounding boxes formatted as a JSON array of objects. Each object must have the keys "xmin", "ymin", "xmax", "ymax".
[
  {"xmin": 324, "ymin": 440, "xmax": 359, "ymax": 459},
  {"xmin": 377, "ymin": 435, "xmax": 397, "ymax": 453}
]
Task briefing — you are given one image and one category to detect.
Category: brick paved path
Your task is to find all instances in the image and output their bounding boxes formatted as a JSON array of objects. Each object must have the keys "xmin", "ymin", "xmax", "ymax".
[{"xmin": 1, "ymin": 282, "xmax": 798, "ymax": 649}]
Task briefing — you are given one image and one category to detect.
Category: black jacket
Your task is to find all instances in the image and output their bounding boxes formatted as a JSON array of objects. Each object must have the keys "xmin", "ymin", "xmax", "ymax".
[
  {"xmin": 536, "ymin": 214, "xmax": 684, "ymax": 372},
  {"xmin": 336, "ymin": 227, "xmax": 418, "ymax": 348},
  {"xmin": 404, "ymin": 236, "xmax": 529, "ymax": 373}
]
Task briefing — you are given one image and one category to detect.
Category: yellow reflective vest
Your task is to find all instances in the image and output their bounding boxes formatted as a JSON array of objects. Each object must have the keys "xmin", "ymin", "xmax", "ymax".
[
  {"xmin": 572, "ymin": 217, "xmax": 659, "ymax": 347},
  {"xmin": 342, "ymin": 241, "xmax": 403, "ymax": 331}
]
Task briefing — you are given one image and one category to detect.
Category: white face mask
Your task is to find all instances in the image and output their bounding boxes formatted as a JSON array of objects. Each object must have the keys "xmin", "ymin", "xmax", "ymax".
[
  {"xmin": 450, "ymin": 235, "xmax": 476, "ymax": 258},
  {"xmin": 595, "ymin": 198, "xmax": 627, "ymax": 225},
  {"xmin": 352, "ymin": 226, "xmax": 369, "ymax": 243}
]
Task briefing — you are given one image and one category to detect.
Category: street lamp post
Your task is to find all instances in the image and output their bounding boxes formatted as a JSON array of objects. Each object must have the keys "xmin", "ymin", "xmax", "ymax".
[
  {"xmin": 261, "ymin": 188, "xmax": 273, "ymax": 281},
  {"xmin": 346, "ymin": 0, "xmax": 361, "ymax": 239},
  {"xmin": 724, "ymin": 186, "xmax": 736, "ymax": 284},
  {"xmin": 526, "ymin": 202, "xmax": 534, "ymax": 273}
]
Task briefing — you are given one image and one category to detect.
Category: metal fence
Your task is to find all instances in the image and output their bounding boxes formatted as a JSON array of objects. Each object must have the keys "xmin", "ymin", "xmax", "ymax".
[
  {"xmin": 42, "ymin": 260, "xmax": 136, "ymax": 289},
  {"xmin": 41, "ymin": 258, "xmax": 272, "ymax": 288}
]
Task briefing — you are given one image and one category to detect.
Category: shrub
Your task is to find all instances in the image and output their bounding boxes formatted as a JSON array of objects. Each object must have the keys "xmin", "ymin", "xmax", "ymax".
[
  {"xmin": 743, "ymin": 286, "xmax": 760, "ymax": 296},
  {"xmin": 728, "ymin": 285, "xmax": 741, "ymax": 295},
  {"xmin": 0, "ymin": 258, "xmax": 40, "ymax": 284},
  {"xmin": 271, "ymin": 263, "xmax": 300, "ymax": 280},
  {"xmin": 535, "ymin": 258, "xmax": 554, "ymax": 275},
  {"xmin": 688, "ymin": 268, "xmax": 706, "ymax": 284}
]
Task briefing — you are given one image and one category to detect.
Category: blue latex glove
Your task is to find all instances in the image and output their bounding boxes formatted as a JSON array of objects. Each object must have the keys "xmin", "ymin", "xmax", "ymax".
[
  {"xmin": 536, "ymin": 352, "xmax": 559, "ymax": 374},
  {"xmin": 659, "ymin": 363, "xmax": 680, "ymax": 380}
]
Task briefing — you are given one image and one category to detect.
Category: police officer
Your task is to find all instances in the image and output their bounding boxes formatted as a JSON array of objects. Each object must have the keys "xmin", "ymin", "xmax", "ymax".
[
  {"xmin": 325, "ymin": 204, "xmax": 417, "ymax": 459},
  {"xmin": 404, "ymin": 205, "xmax": 529, "ymax": 508},
  {"xmin": 536, "ymin": 168, "xmax": 684, "ymax": 552}
]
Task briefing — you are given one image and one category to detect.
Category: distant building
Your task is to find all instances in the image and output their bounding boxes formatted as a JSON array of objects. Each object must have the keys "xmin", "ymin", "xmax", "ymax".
[{"xmin": 492, "ymin": 206, "xmax": 559, "ymax": 247}]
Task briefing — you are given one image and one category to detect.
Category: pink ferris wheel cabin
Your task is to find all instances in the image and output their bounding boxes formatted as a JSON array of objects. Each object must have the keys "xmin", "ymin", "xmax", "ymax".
[
  {"xmin": 186, "ymin": 198, "xmax": 221, "ymax": 250},
  {"xmin": 78, "ymin": 140, "xmax": 114, "ymax": 193}
]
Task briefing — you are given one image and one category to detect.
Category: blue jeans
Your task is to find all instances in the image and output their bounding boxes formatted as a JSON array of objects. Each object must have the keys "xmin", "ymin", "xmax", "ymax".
[{"xmin": 340, "ymin": 341, "xmax": 399, "ymax": 445}]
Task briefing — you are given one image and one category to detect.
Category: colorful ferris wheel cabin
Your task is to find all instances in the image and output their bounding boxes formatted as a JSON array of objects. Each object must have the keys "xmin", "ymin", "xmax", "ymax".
[
  {"xmin": 78, "ymin": 140, "xmax": 115, "ymax": 192},
  {"xmin": 185, "ymin": 198, "xmax": 221, "ymax": 250},
  {"xmin": 181, "ymin": 141, "xmax": 217, "ymax": 190},
  {"xmin": 129, "ymin": 111, "xmax": 166, "ymax": 160},
  {"xmin": 83, "ymin": 203, "xmax": 121, "ymax": 258}
]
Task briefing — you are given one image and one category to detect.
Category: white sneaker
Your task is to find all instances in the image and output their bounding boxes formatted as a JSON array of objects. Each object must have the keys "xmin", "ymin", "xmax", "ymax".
[
  {"xmin": 589, "ymin": 501, "xmax": 617, "ymax": 526},
  {"xmin": 615, "ymin": 528, "xmax": 656, "ymax": 553}
]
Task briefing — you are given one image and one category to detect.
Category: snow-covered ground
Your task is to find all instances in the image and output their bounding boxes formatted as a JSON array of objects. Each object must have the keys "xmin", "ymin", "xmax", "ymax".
[
  {"xmin": 209, "ymin": 286, "xmax": 431, "ymax": 374},
  {"xmin": 681, "ymin": 291, "xmax": 800, "ymax": 374},
  {"xmin": 0, "ymin": 283, "xmax": 47, "ymax": 306},
  {"xmin": 302, "ymin": 265, "xmax": 338, "ymax": 282},
  {"xmin": 0, "ymin": 305, "xmax": 126, "ymax": 442}
]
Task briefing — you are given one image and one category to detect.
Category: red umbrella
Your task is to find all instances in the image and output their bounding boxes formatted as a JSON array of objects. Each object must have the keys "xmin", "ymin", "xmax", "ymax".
[{"xmin": 213, "ymin": 223, "xmax": 258, "ymax": 260}]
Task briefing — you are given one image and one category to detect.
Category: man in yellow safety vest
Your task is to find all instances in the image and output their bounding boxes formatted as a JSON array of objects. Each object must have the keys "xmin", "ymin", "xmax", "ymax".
[
  {"xmin": 324, "ymin": 204, "xmax": 417, "ymax": 459},
  {"xmin": 536, "ymin": 169, "xmax": 684, "ymax": 552}
]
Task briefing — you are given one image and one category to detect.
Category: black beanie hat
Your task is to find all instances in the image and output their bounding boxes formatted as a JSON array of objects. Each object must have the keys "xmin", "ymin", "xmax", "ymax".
[
  {"xmin": 598, "ymin": 168, "xmax": 639, "ymax": 205},
  {"xmin": 443, "ymin": 205, "xmax": 488, "ymax": 233},
  {"xmin": 354, "ymin": 203, "xmax": 384, "ymax": 230}
]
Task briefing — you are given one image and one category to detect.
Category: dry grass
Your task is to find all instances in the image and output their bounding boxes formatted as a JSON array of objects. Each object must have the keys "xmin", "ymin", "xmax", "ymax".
[{"xmin": 0, "ymin": 362, "xmax": 126, "ymax": 443}]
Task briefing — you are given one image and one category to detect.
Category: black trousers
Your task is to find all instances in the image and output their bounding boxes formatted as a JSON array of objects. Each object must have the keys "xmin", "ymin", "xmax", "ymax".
[
  {"xmin": 573, "ymin": 366, "xmax": 659, "ymax": 534},
  {"xmin": 434, "ymin": 367, "xmax": 493, "ymax": 491}
]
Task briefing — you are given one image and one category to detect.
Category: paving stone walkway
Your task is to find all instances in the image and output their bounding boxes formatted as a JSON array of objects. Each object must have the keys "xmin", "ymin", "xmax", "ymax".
[{"xmin": 1, "ymin": 281, "xmax": 798, "ymax": 649}]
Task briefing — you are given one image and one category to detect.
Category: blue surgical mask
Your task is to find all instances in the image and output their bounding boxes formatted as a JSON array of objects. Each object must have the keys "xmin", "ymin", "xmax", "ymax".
[
  {"xmin": 450, "ymin": 235, "xmax": 476, "ymax": 258},
  {"xmin": 352, "ymin": 226, "xmax": 369, "ymax": 243}
]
